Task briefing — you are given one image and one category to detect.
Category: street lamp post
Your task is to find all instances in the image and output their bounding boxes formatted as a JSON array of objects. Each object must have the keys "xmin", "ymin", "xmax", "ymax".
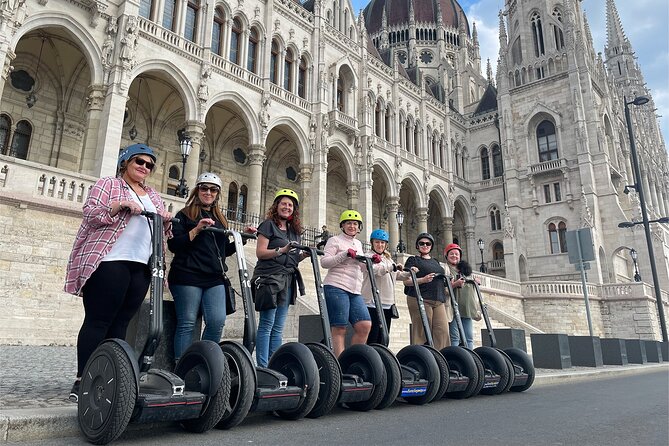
[
  {"xmin": 629, "ymin": 248, "xmax": 642, "ymax": 282},
  {"xmin": 176, "ymin": 129, "xmax": 192, "ymax": 198},
  {"xmin": 477, "ymin": 238, "xmax": 486, "ymax": 273},
  {"xmin": 622, "ymin": 95, "xmax": 667, "ymax": 342},
  {"xmin": 396, "ymin": 210, "xmax": 405, "ymax": 254}
]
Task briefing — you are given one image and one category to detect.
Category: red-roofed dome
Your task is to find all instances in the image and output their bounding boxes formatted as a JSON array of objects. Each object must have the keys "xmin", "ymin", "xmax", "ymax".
[{"xmin": 363, "ymin": 0, "xmax": 470, "ymax": 37}]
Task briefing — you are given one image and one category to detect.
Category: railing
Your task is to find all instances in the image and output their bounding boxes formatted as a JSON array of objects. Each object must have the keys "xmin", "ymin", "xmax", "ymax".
[
  {"xmin": 523, "ymin": 281, "xmax": 600, "ymax": 299},
  {"xmin": 210, "ymin": 54, "xmax": 263, "ymax": 89},
  {"xmin": 137, "ymin": 17, "xmax": 203, "ymax": 59},
  {"xmin": 529, "ymin": 158, "xmax": 566, "ymax": 175},
  {"xmin": 488, "ymin": 259, "xmax": 505, "ymax": 271}
]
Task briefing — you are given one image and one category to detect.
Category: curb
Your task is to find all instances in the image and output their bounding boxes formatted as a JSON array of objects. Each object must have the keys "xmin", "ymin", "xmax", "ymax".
[{"xmin": 2, "ymin": 363, "xmax": 667, "ymax": 444}]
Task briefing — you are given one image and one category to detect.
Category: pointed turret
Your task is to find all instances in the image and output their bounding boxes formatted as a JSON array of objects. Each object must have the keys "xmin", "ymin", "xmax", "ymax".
[
  {"xmin": 380, "ymin": 6, "xmax": 389, "ymax": 49},
  {"xmin": 486, "ymin": 58, "xmax": 493, "ymax": 84}
]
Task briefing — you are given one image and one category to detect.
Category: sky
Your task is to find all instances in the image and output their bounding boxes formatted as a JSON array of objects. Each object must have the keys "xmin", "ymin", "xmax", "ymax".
[{"xmin": 349, "ymin": 0, "xmax": 669, "ymax": 146}]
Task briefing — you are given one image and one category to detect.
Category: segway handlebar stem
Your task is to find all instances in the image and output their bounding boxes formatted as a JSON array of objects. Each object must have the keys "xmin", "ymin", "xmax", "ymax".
[
  {"xmin": 290, "ymin": 244, "xmax": 333, "ymax": 350},
  {"xmin": 434, "ymin": 273, "xmax": 468, "ymax": 348},
  {"xmin": 408, "ymin": 269, "xmax": 434, "ymax": 348},
  {"xmin": 353, "ymin": 255, "xmax": 389, "ymax": 347},
  {"xmin": 464, "ymin": 278, "xmax": 496, "ymax": 348},
  {"xmin": 202, "ymin": 227, "xmax": 258, "ymax": 352}
]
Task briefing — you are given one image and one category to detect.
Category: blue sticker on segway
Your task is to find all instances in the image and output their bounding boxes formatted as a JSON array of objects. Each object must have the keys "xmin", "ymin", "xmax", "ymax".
[{"xmin": 401, "ymin": 386, "xmax": 427, "ymax": 397}]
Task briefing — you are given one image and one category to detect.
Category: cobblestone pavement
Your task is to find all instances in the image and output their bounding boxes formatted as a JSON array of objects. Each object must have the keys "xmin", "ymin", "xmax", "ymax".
[{"xmin": 1, "ymin": 345, "xmax": 77, "ymax": 409}]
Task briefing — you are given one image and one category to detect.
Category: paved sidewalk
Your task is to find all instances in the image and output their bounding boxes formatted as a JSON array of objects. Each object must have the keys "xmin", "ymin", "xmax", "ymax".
[{"xmin": 1, "ymin": 345, "xmax": 667, "ymax": 444}]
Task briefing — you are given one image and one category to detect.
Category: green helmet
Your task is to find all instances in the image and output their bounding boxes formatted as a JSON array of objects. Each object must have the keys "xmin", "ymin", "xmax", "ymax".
[
  {"xmin": 274, "ymin": 188, "xmax": 299, "ymax": 207},
  {"xmin": 339, "ymin": 209, "xmax": 363, "ymax": 229}
]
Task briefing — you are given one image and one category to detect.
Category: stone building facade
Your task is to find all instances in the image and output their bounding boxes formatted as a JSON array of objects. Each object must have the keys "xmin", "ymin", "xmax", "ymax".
[{"xmin": 0, "ymin": 0, "xmax": 667, "ymax": 345}]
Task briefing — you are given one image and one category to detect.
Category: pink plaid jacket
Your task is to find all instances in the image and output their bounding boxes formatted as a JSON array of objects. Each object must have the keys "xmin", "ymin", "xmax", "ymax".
[{"xmin": 64, "ymin": 176, "xmax": 168, "ymax": 296}]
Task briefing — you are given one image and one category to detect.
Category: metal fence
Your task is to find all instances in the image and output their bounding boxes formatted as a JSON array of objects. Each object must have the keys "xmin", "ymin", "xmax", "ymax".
[{"xmin": 221, "ymin": 207, "xmax": 369, "ymax": 250}]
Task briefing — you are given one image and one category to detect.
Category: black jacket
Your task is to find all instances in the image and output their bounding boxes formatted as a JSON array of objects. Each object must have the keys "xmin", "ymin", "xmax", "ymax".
[{"xmin": 167, "ymin": 209, "xmax": 236, "ymax": 288}]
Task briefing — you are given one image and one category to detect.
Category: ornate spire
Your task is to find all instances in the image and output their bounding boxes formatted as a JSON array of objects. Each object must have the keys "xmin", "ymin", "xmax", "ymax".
[
  {"xmin": 486, "ymin": 58, "xmax": 493, "ymax": 83},
  {"xmin": 605, "ymin": 0, "xmax": 630, "ymax": 54},
  {"xmin": 472, "ymin": 22, "xmax": 478, "ymax": 46}
]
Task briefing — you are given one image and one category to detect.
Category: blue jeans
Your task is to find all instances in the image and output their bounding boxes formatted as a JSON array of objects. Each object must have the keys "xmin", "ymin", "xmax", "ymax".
[
  {"xmin": 450, "ymin": 317, "xmax": 474, "ymax": 349},
  {"xmin": 171, "ymin": 284, "xmax": 227, "ymax": 360},
  {"xmin": 256, "ymin": 287, "xmax": 291, "ymax": 367}
]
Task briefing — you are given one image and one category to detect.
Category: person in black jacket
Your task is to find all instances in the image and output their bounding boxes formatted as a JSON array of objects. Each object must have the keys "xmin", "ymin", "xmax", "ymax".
[{"xmin": 167, "ymin": 172, "xmax": 255, "ymax": 362}]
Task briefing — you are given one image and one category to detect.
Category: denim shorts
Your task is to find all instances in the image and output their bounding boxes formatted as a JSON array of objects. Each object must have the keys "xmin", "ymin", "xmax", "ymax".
[{"xmin": 324, "ymin": 285, "xmax": 371, "ymax": 327}]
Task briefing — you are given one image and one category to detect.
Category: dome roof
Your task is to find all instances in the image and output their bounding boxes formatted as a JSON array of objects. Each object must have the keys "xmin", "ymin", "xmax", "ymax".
[{"xmin": 363, "ymin": 0, "xmax": 470, "ymax": 37}]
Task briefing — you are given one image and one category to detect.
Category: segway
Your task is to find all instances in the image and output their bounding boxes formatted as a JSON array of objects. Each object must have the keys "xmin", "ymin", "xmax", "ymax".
[
  {"xmin": 355, "ymin": 255, "xmax": 441, "ymax": 407},
  {"xmin": 199, "ymin": 228, "xmax": 320, "ymax": 430},
  {"xmin": 294, "ymin": 244, "xmax": 387, "ymax": 418},
  {"xmin": 440, "ymin": 274, "xmax": 512, "ymax": 395},
  {"xmin": 466, "ymin": 278, "xmax": 535, "ymax": 392},
  {"xmin": 78, "ymin": 212, "xmax": 231, "ymax": 445}
]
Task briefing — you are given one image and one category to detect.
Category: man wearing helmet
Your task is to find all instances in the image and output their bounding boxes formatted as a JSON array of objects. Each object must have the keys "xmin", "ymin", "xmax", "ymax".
[
  {"xmin": 320, "ymin": 210, "xmax": 371, "ymax": 357},
  {"xmin": 65, "ymin": 143, "xmax": 172, "ymax": 402}
]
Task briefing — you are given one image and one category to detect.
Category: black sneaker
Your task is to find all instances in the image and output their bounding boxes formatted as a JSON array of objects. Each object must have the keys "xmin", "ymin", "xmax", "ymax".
[{"xmin": 69, "ymin": 380, "xmax": 80, "ymax": 403}]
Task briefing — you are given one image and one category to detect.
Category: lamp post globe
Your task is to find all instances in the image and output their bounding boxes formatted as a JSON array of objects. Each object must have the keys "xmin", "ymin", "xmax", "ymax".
[
  {"xmin": 477, "ymin": 238, "xmax": 486, "ymax": 273},
  {"xmin": 396, "ymin": 209, "xmax": 405, "ymax": 254},
  {"xmin": 176, "ymin": 130, "xmax": 192, "ymax": 198}
]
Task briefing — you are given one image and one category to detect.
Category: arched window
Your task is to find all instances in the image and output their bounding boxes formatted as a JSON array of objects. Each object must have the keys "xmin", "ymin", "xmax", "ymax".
[
  {"xmin": 405, "ymin": 120, "xmax": 411, "ymax": 152},
  {"xmin": 480, "ymin": 147, "xmax": 490, "ymax": 180},
  {"xmin": 230, "ymin": 18, "xmax": 242, "ymax": 65},
  {"xmin": 537, "ymin": 120, "xmax": 558, "ymax": 161},
  {"xmin": 490, "ymin": 207, "xmax": 501, "ymax": 231},
  {"xmin": 227, "ymin": 182, "xmax": 238, "ymax": 220},
  {"xmin": 238, "ymin": 185, "xmax": 248, "ymax": 221},
  {"xmin": 337, "ymin": 78, "xmax": 344, "ymax": 112},
  {"xmin": 548, "ymin": 220, "xmax": 568, "ymax": 253},
  {"xmin": 374, "ymin": 102, "xmax": 382, "ymax": 136},
  {"xmin": 284, "ymin": 49, "xmax": 294, "ymax": 91},
  {"xmin": 531, "ymin": 12, "xmax": 545, "ymax": 57},
  {"xmin": 552, "ymin": 8, "xmax": 564, "ymax": 51},
  {"xmin": 184, "ymin": 0, "xmax": 200, "ymax": 43},
  {"xmin": 385, "ymin": 108, "xmax": 391, "ymax": 141},
  {"xmin": 298, "ymin": 56, "xmax": 307, "ymax": 98},
  {"xmin": 247, "ymin": 28, "xmax": 259, "ymax": 73},
  {"xmin": 211, "ymin": 8, "xmax": 225, "ymax": 56},
  {"xmin": 139, "ymin": 0, "xmax": 152, "ymax": 19},
  {"xmin": 270, "ymin": 40, "xmax": 279, "ymax": 84},
  {"xmin": 492, "ymin": 144, "xmax": 503, "ymax": 177},
  {"xmin": 162, "ymin": 0, "xmax": 177, "ymax": 31},
  {"xmin": 0, "ymin": 114, "xmax": 11, "ymax": 155},
  {"xmin": 167, "ymin": 165, "xmax": 180, "ymax": 196},
  {"xmin": 492, "ymin": 242, "xmax": 504, "ymax": 260},
  {"xmin": 414, "ymin": 124, "xmax": 419, "ymax": 156},
  {"xmin": 10, "ymin": 120, "xmax": 31, "ymax": 159}
]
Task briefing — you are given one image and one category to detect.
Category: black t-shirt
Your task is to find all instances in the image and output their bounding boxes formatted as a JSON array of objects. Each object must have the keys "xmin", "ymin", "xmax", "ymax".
[
  {"xmin": 167, "ymin": 209, "xmax": 236, "ymax": 288},
  {"xmin": 403, "ymin": 255, "xmax": 446, "ymax": 302},
  {"xmin": 253, "ymin": 219, "xmax": 302, "ymax": 276}
]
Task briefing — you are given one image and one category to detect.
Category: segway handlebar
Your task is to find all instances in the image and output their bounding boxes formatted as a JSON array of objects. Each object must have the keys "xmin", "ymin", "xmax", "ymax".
[
  {"xmin": 464, "ymin": 278, "xmax": 495, "ymax": 348},
  {"xmin": 433, "ymin": 273, "xmax": 468, "ymax": 348},
  {"xmin": 200, "ymin": 226, "xmax": 257, "ymax": 241}
]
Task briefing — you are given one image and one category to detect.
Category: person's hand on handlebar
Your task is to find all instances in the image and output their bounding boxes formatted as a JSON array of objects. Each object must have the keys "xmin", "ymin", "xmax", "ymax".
[
  {"xmin": 420, "ymin": 272, "xmax": 436, "ymax": 284},
  {"xmin": 244, "ymin": 226, "xmax": 257, "ymax": 234},
  {"xmin": 347, "ymin": 248, "xmax": 357, "ymax": 258},
  {"xmin": 158, "ymin": 209, "xmax": 173, "ymax": 224},
  {"xmin": 371, "ymin": 253, "xmax": 382, "ymax": 264},
  {"xmin": 451, "ymin": 275, "xmax": 465, "ymax": 288},
  {"xmin": 116, "ymin": 200, "xmax": 143, "ymax": 215}
]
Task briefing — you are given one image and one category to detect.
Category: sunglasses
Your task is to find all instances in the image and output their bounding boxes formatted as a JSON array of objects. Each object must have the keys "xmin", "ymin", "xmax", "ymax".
[
  {"xmin": 198, "ymin": 185, "xmax": 220, "ymax": 193},
  {"xmin": 133, "ymin": 158, "xmax": 155, "ymax": 170},
  {"xmin": 418, "ymin": 241, "xmax": 432, "ymax": 247}
]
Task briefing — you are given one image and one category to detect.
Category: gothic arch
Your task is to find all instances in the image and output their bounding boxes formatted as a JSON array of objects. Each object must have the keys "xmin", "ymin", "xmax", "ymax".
[
  {"xmin": 373, "ymin": 158, "xmax": 398, "ymax": 197},
  {"xmin": 400, "ymin": 172, "xmax": 427, "ymax": 208},
  {"xmin": 428, "ymin": 184, "xmax": 450, "ymax": 218},
  {"xmin": 205, "ymin": 91, "xmax": 260, "ymax": 144},
  {"xmin": 266, "ymin": 116, "xmax": 310, "ymax": 164},
  {"xmin": 13, "ymin": 13, "xmax": 104, "ymax": 84}
]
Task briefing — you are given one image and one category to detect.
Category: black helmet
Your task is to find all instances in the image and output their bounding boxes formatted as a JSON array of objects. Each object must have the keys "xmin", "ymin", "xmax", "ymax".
[{"xmin": 415, "ymin": 232, "xmax": 435, "ymax": 252}]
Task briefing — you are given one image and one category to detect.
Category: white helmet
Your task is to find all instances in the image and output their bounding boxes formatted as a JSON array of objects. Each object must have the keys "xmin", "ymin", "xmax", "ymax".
[{"xmin": 196, "ymin": 172, "xmax": 222, "ymax": 189}]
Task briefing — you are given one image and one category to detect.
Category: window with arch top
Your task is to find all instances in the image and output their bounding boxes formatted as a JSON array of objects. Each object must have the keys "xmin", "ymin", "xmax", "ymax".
[
  {"xmin": 211, "ymin": 8, "xmax": 225, "ymax": 56},
  {"xmin": 298, "ymin": 56, "xmax": 307, "ymax": 98},
  {"xmin": 184, "ymin": 0, "xmax": 200, "ymax": 43},
  {"xmin": 10, "ymin": 120, "xmax": 32, "ymax": 159},
  {"xmin": 230, "ymin": 18, "xmax": 242, "ymax": 65},
  {"xmin": 247, "ymin": 28, "xmax": 259, "ymax": 73},
  {"xmin": 0, "ymin": 114, "xmax": 10, "ymax": 156},
  {"xmin": 537, "ymin": 120, "xmax": 558, "ymax": 162},
  {"xmin": 481, "ymin": 147, "xmax": 490, "ymax": 180},
  {"xmin": 284, "ymin": 49, "xmax": 294, "ymax": 92},
  {"xmin": 270, "ymin": 40, "xmax": 279, "ymax": 85},
  {"xmin": 492, "ymin": 144, "xmax": 503, "ymax": 177},
  {"xmin": 548, "ymin": 220, "xmax": 567, "ymax": 254}
]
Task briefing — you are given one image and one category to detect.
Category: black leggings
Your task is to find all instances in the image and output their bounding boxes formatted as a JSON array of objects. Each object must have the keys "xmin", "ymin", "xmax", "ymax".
[
  {"xmin": 77, "ymin": 261, "xmax": 150, "ymax": 377},
  {"xmin": 366, "ymin": 307, "xmax": 393, "ymax": 345}
]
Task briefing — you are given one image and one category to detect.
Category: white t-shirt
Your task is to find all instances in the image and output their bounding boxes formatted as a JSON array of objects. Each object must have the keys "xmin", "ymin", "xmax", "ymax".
[{"xmin": 102, "ymin": 193, "xmax": 157, "ymax": 263}]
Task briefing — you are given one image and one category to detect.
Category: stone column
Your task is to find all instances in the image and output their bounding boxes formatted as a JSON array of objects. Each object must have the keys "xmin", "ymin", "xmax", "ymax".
[
  {"xmin": 416, "ymin": 207, "xmax": 429, "ymax": 235},
  {"xmin": 93, "ymin": 84, "xmax": 131, "ymax": 177},
  {"xmin": 247, "ymin": 144, "xmax": 266, "ymax": 217},
  {"xmin": 80, "ymin": 85, "xmax": 106, "ymax": 175},
  {"xmin": 184, "ymin": 121, "xmax": 205, "ymax": 188},
  {"xmin": 299, "ymin": 163, "xmax": 314, "ymax": 227},
  {"xmin": 442, "ymin": 217, "xmax": 453, "ymax": 244},
  {"xmin": 465, "ymin": 228, "xmax": 476, "ymax": 266},
  {"xmin": 386, "ymin": 197, "xmax": 399, "ymax": 254}
]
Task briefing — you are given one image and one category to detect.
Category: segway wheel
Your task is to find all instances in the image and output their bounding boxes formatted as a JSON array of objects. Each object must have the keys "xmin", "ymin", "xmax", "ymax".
[
  {"xmin": 440, "ymin": 346, "xmax": 480, "ymax": 399},
  {"xmin": 474, "ymin": 346, "xmax": 511, "ymax": 395},
  {"xmin": 177, "ymin": 341, "xmax": 231, "ymax": 433},
  {"xmin": 505, "ymin": 348, "xmax": 535, "ymax": 392},
  {"xmin": 78, "ymin": 342, "xmax": 136, "ymax": 445},
  {"xmin": 269, "ymin": 342, "xmax": 320, "ymax": 420},
  {"xmin": 396, "ymin": 345, "xmax": 441, "ymax": 405},
  {"xmin": 216, "ymin": 342, "xmax": 255, "ymax": 429},
  {"xmin": 306, "ymin": 343, "xmax": 341, "ymax": 419},
  {"xmin": 500, "ymin": 351, "xmax": 515, "ymax": 393},
  {"xmin": 424, "ymin": 346, "xmax": 450, "ymax": 401},
  {"xmin": 340, "ymin": 344, "xmax": 387, "ymax": 411},
  {"xmin": 370, "ymin": 344, "xmax": 402, "ymax": 410},
  {"xmin": 468, "ymin": 349, "xmax": 486, "ymax": 396}
]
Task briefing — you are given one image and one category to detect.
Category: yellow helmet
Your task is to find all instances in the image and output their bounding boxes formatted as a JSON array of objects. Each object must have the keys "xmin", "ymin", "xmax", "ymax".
[
  {"xmin": 339, "ymin": 209, "xmax": 363, "ymax": 228},
  {"xmin": 274, "ymin": 188, "xmax": 299, "ymax": 207}
]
